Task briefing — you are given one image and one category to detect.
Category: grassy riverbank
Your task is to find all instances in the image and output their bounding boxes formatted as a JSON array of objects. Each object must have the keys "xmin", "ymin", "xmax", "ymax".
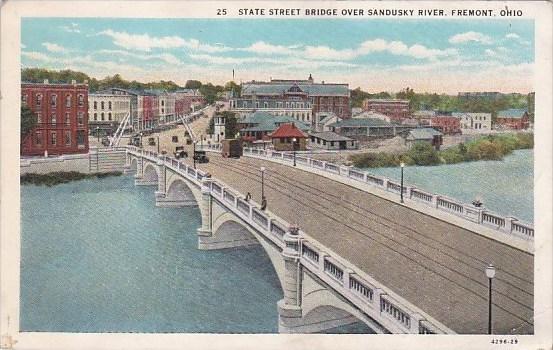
[
  {"xmin": 21, "ymin": 171, "xmax": 123, "ymax": 186},
  {"xmin": 350, "ymin": 133, "xmax": 533, "ymax": 168}
]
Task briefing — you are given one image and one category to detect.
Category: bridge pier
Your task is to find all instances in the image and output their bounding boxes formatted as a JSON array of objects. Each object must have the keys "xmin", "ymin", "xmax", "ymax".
[
  {"xmin": 196, "ymin": 178, "xmax": 213, "ymax": 246},
  {"xmin": 278, "ymin": 228, "xmax": 303, "ymax": 333}
]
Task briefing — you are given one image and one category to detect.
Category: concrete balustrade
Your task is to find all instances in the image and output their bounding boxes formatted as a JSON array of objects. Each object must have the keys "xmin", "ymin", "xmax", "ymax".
[
  {"xmin": 127, "ymin": 146, "xmax": 456, "ymax": 334},
  {"xmin": 230, "ymin": 146, "xmax": 534, "ymax": 242}
]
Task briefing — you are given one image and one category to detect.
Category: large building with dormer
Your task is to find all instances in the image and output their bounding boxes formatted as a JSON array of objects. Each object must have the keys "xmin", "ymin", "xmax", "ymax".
[{"xmin": 230, "ymin": 75, "xmax": 350, "ymax": 125}]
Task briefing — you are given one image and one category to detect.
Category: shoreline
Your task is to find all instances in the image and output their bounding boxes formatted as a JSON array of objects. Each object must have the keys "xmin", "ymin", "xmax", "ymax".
[{"xmin": 21, "ymin": 171, "xmax": 123, "ymax": 187}]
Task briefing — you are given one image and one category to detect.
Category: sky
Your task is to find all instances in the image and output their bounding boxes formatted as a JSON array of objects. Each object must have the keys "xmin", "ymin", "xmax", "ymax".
[{"xmin": 21, "ymin": 18, "xmax": 534, "ymax": 94}]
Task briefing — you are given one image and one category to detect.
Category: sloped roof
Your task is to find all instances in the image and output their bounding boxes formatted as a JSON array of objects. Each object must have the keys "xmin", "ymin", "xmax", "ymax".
[
  {"xmin": 241, "ymin": 112, "xmax": 310, "ymax": 132},
  {"xmin": 309, "ymin": 131, "xmax": 353, "ymax": 142},
  {"xmin": 242, "ymin": 82, "xmax": 349, "ymax": 96},
  {"xmin": 270, "ymin": 123, "xmax": 308, "ymax": 138},
  {"xmin": 408, "ymin": 128, "xmax": 443, "ymax": 140},
  {"xmin": 497, "ymin": 109, "xmax": 528, "ymax": 119},
  {"xmin": 329, "ymin": 118, "xmax": 392, "ymax": 128}
]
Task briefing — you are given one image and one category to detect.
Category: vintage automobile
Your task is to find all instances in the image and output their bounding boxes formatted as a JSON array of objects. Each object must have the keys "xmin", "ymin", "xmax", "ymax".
[
  {"xmin": 193, "ymin": 150, "xmax": 209, "ymax": 163},
  {"xmin": 174, "ymin": 146, "xmax": 188, "ymax": 159},
  {"xmin": 148, "ymin": 137, "xmax": 156, "ymax": 146}
]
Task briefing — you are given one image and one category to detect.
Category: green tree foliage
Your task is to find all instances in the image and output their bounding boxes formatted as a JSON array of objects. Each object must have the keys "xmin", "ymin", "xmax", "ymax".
[
  {"xmin": 206, "ymin": 111, "xmax": 239, "ymax": 138},
  {"xmin": 21, "ymin": 105, "xmax": 37, "ymax": 140},
  {"xmin": 22, "ymin": 68, "xmax": 183, "ymax": 92},
  {"xmin": 349, "ymin": 133, "xmax": 533, "ymax": 168},
  {"xmin": 224, "ymin": 81, "xmax": 241, "ymax": 96},
  {"xmin": 199, "ymin": 83, "xmax": 224, "ymax": 104},
  {"xmin": 405, "ymin": 142, "xmax": 441, "ymax": 165},
  {"xmin": 185, "ymin": 80, "xmax": 202, "ymax": 89}
]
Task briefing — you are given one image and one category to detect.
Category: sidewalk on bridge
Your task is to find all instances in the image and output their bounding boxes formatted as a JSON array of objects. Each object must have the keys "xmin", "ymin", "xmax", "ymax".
[{"xmin": 240, "ymin": 152, "xmax": 534, "ymax": 254}]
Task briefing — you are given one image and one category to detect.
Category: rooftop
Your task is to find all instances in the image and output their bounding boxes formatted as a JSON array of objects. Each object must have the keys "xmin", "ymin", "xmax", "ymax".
[
  {"xmin": 497, "ymin": 109, "xmax": 528, "ymax": 119},
  {"xmin": 309, "ymin": 131, "xmax": 353, "ymax": 142},
  {"xmin": 270, "ymin": 123, "xmax": 308, "ymax": 138},
  {"xmin": 407, "ymin": 128, "xmax": 443, "ymax": 139},
  {"xmin": 329, "ymin": 118, "xmax": 393, "ymax": 128},
  {"xmin": 242, "ymin": 82, "xmax": 349, "ymax": 97}
]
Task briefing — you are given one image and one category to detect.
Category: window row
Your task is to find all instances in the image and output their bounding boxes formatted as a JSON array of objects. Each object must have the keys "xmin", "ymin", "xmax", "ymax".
[
  {"xmin": 33, "ymin": 130, "xmax": 86, "ymax": 146},
  {"xmin": 35, "ymin": 112, "xmax": 85, "ymax": 125},
  {"xmin": 22, "ymin": 93, "xmax": 85, "ymax": 108},
  {"xmin": 92, "ymin": 112, "xmax": 113, "ymax": 121}
]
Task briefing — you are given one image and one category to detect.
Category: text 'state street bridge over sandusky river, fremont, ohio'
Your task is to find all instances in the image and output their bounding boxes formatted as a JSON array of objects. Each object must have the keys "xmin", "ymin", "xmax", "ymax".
[{"xmin": 122, "ymin": 142, "xmax": 533, "ymax": 335}]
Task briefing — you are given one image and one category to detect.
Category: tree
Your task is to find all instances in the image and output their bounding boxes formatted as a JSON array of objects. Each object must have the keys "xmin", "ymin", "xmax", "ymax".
[
  {"xmin": 21, "ymin": 105, "xmax": 37, "ymax": 141},
  {"xmin": 224, "ymin": 81, "xmax": 241, "ymax": 96},
  {"xmin": 185, "ymin": 80, "xmax": 202, "ymax": 89}
]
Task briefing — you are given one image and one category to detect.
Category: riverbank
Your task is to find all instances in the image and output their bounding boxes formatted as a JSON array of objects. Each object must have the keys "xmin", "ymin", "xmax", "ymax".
[
  {"xmin": 21, "ymin": 171, "xmax": 122, "ymax": 186},
  {"xmin": 350, "ymin": 133, "xmax": 533, "ymax": 168}
]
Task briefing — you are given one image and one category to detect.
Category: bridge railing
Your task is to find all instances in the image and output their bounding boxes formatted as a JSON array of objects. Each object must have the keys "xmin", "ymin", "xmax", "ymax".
[
  {"xmin": 127, "ymin": 145, "xmax": 453, "ymax": 334},
  {"xmin": 297, "ymin": 235, "xmax": 450, "ymax": 334},
  {"xmin": 225, "ymin": 145, "xmax": 535, "ymax": 242}
]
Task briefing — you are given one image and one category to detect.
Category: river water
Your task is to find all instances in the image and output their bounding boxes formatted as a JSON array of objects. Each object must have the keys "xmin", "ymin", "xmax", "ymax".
[
  {"xmin": 20, "ymin": 175, "xmax": 371, "ymax": 333},
  {"xmin": 366, "ymin": 149, "xmax": 533, "ymax": 223}
]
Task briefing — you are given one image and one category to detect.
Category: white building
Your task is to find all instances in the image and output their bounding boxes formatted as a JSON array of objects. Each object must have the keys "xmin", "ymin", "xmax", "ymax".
[
  {"xmin": 452, "ymin": 112, "xmax": 492, "ymax": 134},
  {"xmin": 157, "ymin": 92, "xmax": 176, "ymax": 124},
  {"xmin": 352, "ymin": 110, "xmax": 391, "ymax": 123},
  {"xmin": 88, "ymin": 93, "xmax": 132, "ymax": 134}
]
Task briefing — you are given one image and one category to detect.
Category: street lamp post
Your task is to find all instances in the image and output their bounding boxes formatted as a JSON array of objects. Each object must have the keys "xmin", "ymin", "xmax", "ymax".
[
  {"xmin": 139, "ymin": 132, "xmax": 143, "ymax": 148},
  {"xmin": 157, "ymin": 135, "xmax": 160, "ymax": 154},
  {"xmin": 486, "ymin": 264, "xmax": 496, "ymax": 334},
  {"xmin": 292, "ymin": 137, "xmax": 297, "ymax": 167},
  {"xmin": 260, "ymin": 167, "xmax": 266, "ymax": 200},
  {"xmin": 193, "ymin": 141, "xmax": 197, "ymax": 169},
  {"xmin": 400, "ymin": 162, "xmax": 405, "ymax": 203},
  {"xmin": 96, "ymin": 126, "xmax": 100, "ymax": 142}
]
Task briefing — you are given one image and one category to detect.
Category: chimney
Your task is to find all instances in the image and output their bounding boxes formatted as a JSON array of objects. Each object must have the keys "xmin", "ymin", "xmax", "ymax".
[{"xmin": 43, "ymin": 79, "xmax": 49, "ymax": 84}]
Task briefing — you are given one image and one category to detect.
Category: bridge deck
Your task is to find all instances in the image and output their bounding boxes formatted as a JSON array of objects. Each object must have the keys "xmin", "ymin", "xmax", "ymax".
[{"xmin": 195, "ymin": 153, "xmax": 533, "ymax": 334}]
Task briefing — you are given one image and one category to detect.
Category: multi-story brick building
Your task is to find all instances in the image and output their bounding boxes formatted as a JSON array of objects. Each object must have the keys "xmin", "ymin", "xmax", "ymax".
[
  {"xmin": 232, "ymin": 75, "xmax": 351, "ymax": 125},
  {"xmin": 173, "ymin": 89, "xmax": 206, "ymax": 116},
  {"xmin": 21, "ymin": 80, "xmax": 89, "ymax": 156},
  {"xmin": 362, "ymin": 99, "xmax": 410, "ymax": 121},
  {"xmin": 496, "ymin": 109, "xmax": 530, "ymax": 130},
  {"xmin": 88, "ymin": 93, "xmax": 132, "ymax": 135},
  {"xmin": 430, "ymin": 115, "xmax": 461, "ymax": 135}
]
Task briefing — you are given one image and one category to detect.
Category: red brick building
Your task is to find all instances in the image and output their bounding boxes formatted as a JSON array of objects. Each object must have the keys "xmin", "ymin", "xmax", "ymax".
[
  {"xmin": 496, "ymin": 109, "xmax": 530, "ymax": 130},
  {"xmin": 21, "ymin": 81, "xmax": 89, "ymax": 156},
  {"xmin": 430, "ymin": 115, "xmax": 461, "ymax": 135},
  {"xmin": 362, "ymin": 99, "xmax": 410, "ymax": 122}
]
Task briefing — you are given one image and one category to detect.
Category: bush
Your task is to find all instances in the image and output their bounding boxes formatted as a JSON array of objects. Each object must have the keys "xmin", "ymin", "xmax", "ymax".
[
  {"xmin": 406, "ymin": 142, "xmax": 441, "ymax": 166},
  {"xmin": 21, "ymin": 171, "xmax": 122, "ymax": 186}
]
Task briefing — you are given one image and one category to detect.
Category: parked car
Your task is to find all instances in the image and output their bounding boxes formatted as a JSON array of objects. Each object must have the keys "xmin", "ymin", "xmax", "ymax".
[
  {"xmin": 193, "ymin": 150, "xmax": 209, "ymax": 163},
  {"xmin": 174, "ymin": 146, "xmax": 188, "ymax": 159}
]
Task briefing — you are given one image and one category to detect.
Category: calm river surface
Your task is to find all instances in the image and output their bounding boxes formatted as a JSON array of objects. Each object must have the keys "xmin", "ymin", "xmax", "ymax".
[
  {"xmin": 366, "ymin": 149, "xmax": 533, "ymax": 223},
  {"xmin": 20, "ymin": 175, "xmax": 370, "ymax": 333}
]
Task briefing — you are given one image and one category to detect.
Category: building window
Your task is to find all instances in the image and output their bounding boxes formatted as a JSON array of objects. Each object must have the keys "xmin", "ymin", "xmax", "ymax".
[
  {"xmin": 51, "ymin": 113, "xmax": 57, "ymax": 125},
  {"xmin": 50, "ymin": 131, "xmax": 57, "ymax": 145},
  {"xmin": 101, "ymin": 112, "xmax": 105, "ymax": 121},
  {"xmin": 65, "ymin": 131, "xmax": 71, "ymax": 145},
  {"xmin": 65, "ymin": 112, "xmax": 71, "ymax": 125},
  {"xmin": 50, "ymin": 94, "xmax": 57, "ymax": 107},
  {"xmin": 161, "ymin": 100, "xmax": 164, "ymax": 106},
  {"xmin": 94, "ymin": 113, "xmax": 98, "ymax": 121},
  {"xmin": 108, "ymin": 101, "xmax": 112, "ymax": 110},
  {"xmin": 36, "ymin": 112, "xmax": 42, "ymax": 124},
  {"xmin": 22, "ymin": 94, "xmax": 28, "ymax": 106},
  {"xmin": 94, "ymin": 101, "xmax": 98, "ymax": 110},
  {"xmin": 77, "ymin": 112, "xmax": 84, "ymax": 126},
  {"xmin": 77, "ymin": 130, "xmax": 86, "ymax": 145},
  {"xmin": 108, "ymin": 112, "xmax": 112, "ymax": 121},
  {"xmin": 264, "ymin": 102, "xmax": 268, "ymax": 108},
  {"xmin": 255, "ymin": 102, "xmax": 260, "ymax": 109},
  {"xmin": 78, "ymin": 94, "xmax": 84, "ymax": 107},
  {"xmin": 101, "ymin": 101, "xmax": 105, "ymax": 110},
  {"xmin": 35, "ymin": 131, "xmax": 42, "ymax": 146},
  {"xmin": 36, "ymin": 93, "xmax": 43, "ymax": 107},
  {"xmin": 66, "ymin": 94, "xmax": 72, "ymax": 108}
]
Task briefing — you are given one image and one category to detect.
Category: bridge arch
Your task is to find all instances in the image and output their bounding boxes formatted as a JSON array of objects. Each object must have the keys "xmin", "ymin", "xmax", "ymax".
[
  {"xmin": 209, "ymin": 212, "xmax": 286, "ymax": 291},
  {"xmin": 143, "ymin": 162, "xmax": 159, "ymax": 183},
  {"xmin": 129, "ymin": 158, "xmax": 137, "ymax": 172},
  {"xmin": 300, "ymin": 277, "xmax": 382, "ymax": 333},
  {"xmin": 164, "ymin": 174, "xmax": 202, "ymax": 208}
]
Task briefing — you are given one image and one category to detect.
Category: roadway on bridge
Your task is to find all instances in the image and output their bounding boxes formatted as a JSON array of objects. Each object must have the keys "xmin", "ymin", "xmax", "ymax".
[{"xmin": 192, "ymin": 153, "xmax": 533, "ymax": 334}]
